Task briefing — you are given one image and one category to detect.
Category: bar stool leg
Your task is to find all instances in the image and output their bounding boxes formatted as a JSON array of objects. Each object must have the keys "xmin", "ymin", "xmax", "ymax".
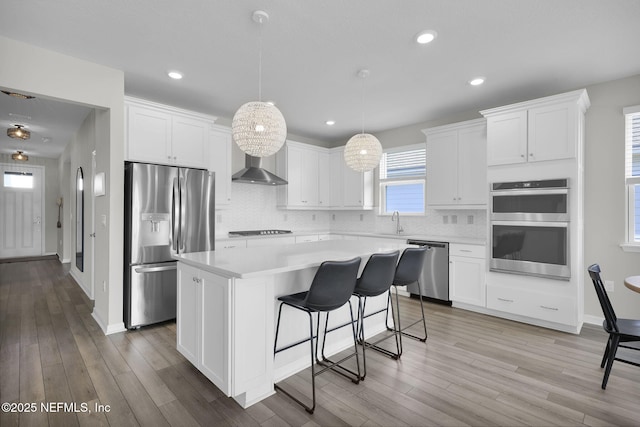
[{"xmin": 399, "ymin": 280, "xmax": 428, "ymax": 342}]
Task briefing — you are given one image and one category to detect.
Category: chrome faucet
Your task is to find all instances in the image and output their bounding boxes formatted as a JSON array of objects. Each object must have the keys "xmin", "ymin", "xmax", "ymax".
[{"xmin": 391, "ymin": 210, "xmax": 404, "ymax": 234}]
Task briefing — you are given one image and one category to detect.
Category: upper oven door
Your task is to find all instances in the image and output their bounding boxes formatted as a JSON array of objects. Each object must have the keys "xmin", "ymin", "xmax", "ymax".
[{"xmin": 491, "ymin": 188, "xmax": 569, "ymax": 222}]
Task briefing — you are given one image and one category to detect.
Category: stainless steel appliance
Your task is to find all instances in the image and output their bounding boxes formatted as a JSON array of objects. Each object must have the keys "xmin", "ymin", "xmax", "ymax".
[
  {"xmin": 124, "ymin": 162, "xmax": 215, "ymax": 329},
  {"xmin": 405, "ymin": 239, "xmax": 450, "ymax": 303},
  {"xmin": 228, "ymin": 229, "xmax": 292, "ymax": 236},
  {"xmin": 490, "ymin": 178, "xmax": 570, "ymax": 279}
]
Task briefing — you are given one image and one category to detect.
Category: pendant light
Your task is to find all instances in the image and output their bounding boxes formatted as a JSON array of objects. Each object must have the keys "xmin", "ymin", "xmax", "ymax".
[
  {"xmin": 344, "ymin": 69, "xmax": 382, "ymax": 172},
  {"xmin": 232, "ymin": 10, "xmax": 287, "ymax": 158},
  {"xmin": 12, "ymin": 150, "xmax": 28, "ymax": 161},
  {"xmin": 7, "ymin": 124, "xmax": 31, "ymax": 140}
]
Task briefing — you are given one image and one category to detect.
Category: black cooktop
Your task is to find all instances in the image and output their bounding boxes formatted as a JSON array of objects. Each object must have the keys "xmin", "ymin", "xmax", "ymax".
[{"xmin": 228, "ymin": 229, "xmax": 292, "ymax": 237}]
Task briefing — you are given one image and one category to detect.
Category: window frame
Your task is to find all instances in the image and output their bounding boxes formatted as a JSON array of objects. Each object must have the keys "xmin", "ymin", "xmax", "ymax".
[
  {"xmin": 624, "ymin": 105, "xmax": 640, "ymax": 249},
  {"xmin": 378, "ymin": 143, "xmax": 426, "ymax": 216}
]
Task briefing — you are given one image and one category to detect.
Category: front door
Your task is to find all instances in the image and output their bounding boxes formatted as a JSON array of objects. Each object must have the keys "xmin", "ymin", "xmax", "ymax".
[{"xmin": 0, "ymin": 163, "xmax": 44, "ymax": 258}]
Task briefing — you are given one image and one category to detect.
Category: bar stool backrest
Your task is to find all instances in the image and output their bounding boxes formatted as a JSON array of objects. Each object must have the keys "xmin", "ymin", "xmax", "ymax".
[
  {"xmin": 394, "ymin": 247, "xmax": 428, "ymax": 286},
  {"xmin": 356, "ymin": 251, "xmax": 400, "ymax": 296},
  {"xmin": 304, "ymin": 257, "xmax": 362, "ymax": 311}
]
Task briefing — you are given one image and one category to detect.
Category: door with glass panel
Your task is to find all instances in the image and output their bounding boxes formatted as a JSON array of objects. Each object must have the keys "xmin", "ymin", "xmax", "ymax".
[{"xmin": 0, "ymin": 164, "xmax": 43, "ymax": 258}]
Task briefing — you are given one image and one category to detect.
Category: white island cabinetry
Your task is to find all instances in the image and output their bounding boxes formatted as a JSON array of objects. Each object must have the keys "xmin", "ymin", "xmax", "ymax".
[
  {"xmin": 449, "ymin": 243, "xmax": 486, "ymax": 308},
  {"xmin": 175, "ymin": 240, "xmax": 409, "ymax": 408}
]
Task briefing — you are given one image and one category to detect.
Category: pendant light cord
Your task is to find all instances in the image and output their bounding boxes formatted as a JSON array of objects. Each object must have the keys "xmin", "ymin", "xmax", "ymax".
[
  {"xmin": 258, "ymin": 18, "xmax": 263, "ymax": 102},
  {"xmin": 361, "ymin": 75, "xmax": 366, "ymax": 135}
]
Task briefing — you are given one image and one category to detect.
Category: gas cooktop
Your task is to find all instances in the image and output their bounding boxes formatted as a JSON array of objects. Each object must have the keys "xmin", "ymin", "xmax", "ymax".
[{"xmin": 228, "ymin": 229, "xmax": 293, "ymax": 237}]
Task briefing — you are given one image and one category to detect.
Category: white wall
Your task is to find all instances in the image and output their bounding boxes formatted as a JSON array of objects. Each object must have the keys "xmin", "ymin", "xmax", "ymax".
[
  {"xmin": 0, "ymin": 36, "xmax": 126, "ymax": 334},
  {"xmin": 584, "ymin": 74, "xmax": 640, "ymax": 319}
]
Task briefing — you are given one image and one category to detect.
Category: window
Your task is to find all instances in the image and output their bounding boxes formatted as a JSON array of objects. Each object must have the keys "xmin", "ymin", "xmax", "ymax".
[
  {"xmin": 625, "ymin": 105, "xmax": 640, "ymax": 243},
  {"xmin": 379, "ymin": 144, "xmax": 426, "ymax": 214},
  {"xmin": 3, "ymin": 171, "xmax": 34, "ymax": 189}
]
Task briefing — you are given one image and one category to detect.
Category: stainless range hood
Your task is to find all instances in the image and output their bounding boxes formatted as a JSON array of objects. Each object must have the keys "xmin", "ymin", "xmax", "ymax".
[{"xmin": 232, "ymin": 154, "xmax": 287, "ymax": 185}]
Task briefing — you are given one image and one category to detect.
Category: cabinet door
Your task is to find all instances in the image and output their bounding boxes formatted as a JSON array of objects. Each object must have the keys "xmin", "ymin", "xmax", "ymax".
[
  {"xmin": 284, "ymin": 145, "xmax": 306, "ymax": 207},
  {"xmin": 449, "ymin": 255, "xmax": 486, "ymax": 307},
  {"xmin": 200, "ymin": 271, "xmax": 231, "ymax": 395},
  {"xmin": 317, "ymin": 151, "xmax": 331, "ymax": 208},
  {"xmin": 457, "ymin": 125, "xmax": 487, "ymax": 206},
  {"xmin": 329, "ymin": 150, "xmax": 343, "ymax": 207},
  {"xmin": 172, "ymin": 115, "xmax": 209, "ymax": 169},
  {"xmin": 209, "ymin": 127, "xmax": 232, "ymax": 206},
  {"xmin": 177, "ymin": 263, "xmax": 199, "ymax": 366},
  {"xmin": 127, "ymin": 105, "xmax": 172, "ymax": 164},
  {"xmin": 486, "ymin": 111, "xmax": 527, "ymax": 166},
  {"xmin": 527, "ymin": 102, "xmax": 576, "ymax": 162},
  {"xmin": 301, "ymin": 148, "xmax": 319, "ymax": 206},
  {"xmin": 343, "ymin": 166, "xmax": 365, "ymax": 207},
  {"xmin": 426, "ymin": 131, "xmax": 459, "ymax": 206}
]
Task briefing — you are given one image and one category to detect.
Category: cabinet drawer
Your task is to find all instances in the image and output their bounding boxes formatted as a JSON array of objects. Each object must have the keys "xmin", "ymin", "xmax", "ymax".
[
  {"xmin": 449, "ymin": 243, "xmax": 485, "ymax": 258},
  {"xmin": 487, "ymin": 285, "xmax": 576, "ymax": 326}
]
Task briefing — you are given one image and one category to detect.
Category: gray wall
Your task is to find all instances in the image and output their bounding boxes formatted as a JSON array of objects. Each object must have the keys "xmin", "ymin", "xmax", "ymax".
[{"xmin": 584, "ymin": 74, "xmax": 640, "ymax": 319}]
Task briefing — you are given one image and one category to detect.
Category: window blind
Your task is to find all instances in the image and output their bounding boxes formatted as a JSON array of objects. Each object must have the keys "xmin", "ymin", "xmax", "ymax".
[
  {"xmin": 379, "ymin": 148, "xmax": 426, "ymax": 179},
  {"xmin": 624, "ymin": 106, "xmax": 640, "ymax": 182}
]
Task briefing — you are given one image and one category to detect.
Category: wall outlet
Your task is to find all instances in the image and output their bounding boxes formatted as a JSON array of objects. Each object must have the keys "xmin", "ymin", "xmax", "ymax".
[
  {"xmin": 216, "ymin": 214, "xmax": 222, "ymax": 224},
  {"xmin": 443, "ymin": 215, "xmax": 449, "ymax": 224},
  {"xmin": 332, "ymin": 214, "xmax": 336, "ymax": 221},
  {"xmin": 451, "ymin": 215, "xmax": 457, "ymax": 224},
  {"xmin": 283, "ymin": 213, "xmax": 287, "ymax": 221},
  {"xmin": 604, "ymin": 280, "xmax": 614, "ymax": 292},
  {"xmin": 359, "ymin": 214, "xmax": 363, "ymax": 221},
  {"xmin": 312, "ymin": 214, "xmax": 316, "ymax": 221},
  {"xmin": 467, "ymin": 215, "xmax": 474, "ymax": 225},
  {"xmin": 102, "ymin": 281, "xmax": 107, "ymax": 292}
]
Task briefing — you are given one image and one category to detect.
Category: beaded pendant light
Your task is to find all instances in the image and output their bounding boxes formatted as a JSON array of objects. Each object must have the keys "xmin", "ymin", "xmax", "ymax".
[
  {"xmin": 344, "ymin": 69, "xmax": 382, "ymax": 172},
  {"xmin": 232, "ymin": 10, "xmax": 287, "ymax": 158}
]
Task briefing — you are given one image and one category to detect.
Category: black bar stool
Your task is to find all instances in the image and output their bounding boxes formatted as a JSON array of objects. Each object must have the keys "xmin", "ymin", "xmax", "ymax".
[
  {"xmin": 353, "ymin": 250, "xmax": 400, "ymax": 379},
  {"xmin": 273, "ymin": 257, "xmax": 361, "ymax": 414},
  {"xmin": 386, "ymin": 246, "xmax": 429, "ymax": 355}
]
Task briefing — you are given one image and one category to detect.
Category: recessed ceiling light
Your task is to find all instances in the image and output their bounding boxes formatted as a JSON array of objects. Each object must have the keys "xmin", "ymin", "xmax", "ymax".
[
  {"xmin": 167, "ymin": 71, "xmax": 183, "ymax": 80},
  {"xmin": 468, "ymin": 77, "xmax": 485, "ymax": 86},
  {"xmin": 325, "ymin": 120, "xmax": 336, "ymax": 126},
  {"xmin": 416, "ymin": 30, "xmax": 437, "ymax": 44}
]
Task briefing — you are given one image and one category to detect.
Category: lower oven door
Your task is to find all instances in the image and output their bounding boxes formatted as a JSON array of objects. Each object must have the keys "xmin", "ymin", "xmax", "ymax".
[{"xmin": 490, "ymin": 221, "xmax": 570, "ymax": 280}]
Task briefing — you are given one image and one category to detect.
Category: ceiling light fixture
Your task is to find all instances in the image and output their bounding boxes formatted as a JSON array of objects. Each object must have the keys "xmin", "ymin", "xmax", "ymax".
[
  {"xmin": 469, "ymin": 77, "xmax": 485, "ymax": 86},
  {"xmin": 231, "ymin": 10, "xmax": 287, "ymax": 158},
  {"xmin": 167, "ymin": 71, "xmax": 183, "ymax": 80},
  {"xmin": 11, "ymin": 151, "xmax": 28, "ymax": 161},
  {"xmin": 344, "ymin": 69, "xmax": 382, "ymax": 172},
  {"xmin": 7, "ymin": 124, "xmax": 31, "ymax": 140},
  {"xmin": 2, "ymin": 90, "xmax": 35, "ymax": 99},
  {"xmin": 416, "ymin": 30, "xmax": 437, "ymax": 44},
  {"xmin": 325, "ymin": 120, "xmax": 336, "ymax": 126}
]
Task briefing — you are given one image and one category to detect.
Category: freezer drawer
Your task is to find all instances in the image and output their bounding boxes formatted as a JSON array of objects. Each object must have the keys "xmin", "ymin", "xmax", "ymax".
[{"xmin": 126, "ymin": 262, "xmax": 177, "ymax": 328}]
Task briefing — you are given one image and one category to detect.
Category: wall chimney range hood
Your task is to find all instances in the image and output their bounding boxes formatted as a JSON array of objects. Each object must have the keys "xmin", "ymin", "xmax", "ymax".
[{"xmin": 232, "ymin": 154, "xmax": 287, "ymax": 185}]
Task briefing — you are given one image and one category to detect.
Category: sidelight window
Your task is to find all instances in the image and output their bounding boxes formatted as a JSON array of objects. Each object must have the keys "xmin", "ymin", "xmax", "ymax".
[
  {"xmin": 3, "ymin": 171, "xmax": 34, "ymax": 189},
  {"xmin": 625, "ymin": 105, "xmax": 640, "ymax": 244},
  {"xmin": 379, "ymin": 144, "xmax": 426, "ymax": 214}
]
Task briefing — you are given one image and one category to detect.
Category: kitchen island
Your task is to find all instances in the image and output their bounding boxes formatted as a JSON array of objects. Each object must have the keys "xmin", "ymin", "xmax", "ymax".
[{"xmin": 174, "ymin": 239, "xmax": 410, "ymax": 408}]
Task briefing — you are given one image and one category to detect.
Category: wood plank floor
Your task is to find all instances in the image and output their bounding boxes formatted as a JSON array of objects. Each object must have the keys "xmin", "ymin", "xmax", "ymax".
[{"xmin": 1, "ymin": 258, "xmax": 639, "ymax": 426}]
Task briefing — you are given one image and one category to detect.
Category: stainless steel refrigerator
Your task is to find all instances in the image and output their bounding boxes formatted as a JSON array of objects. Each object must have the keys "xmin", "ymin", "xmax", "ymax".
[{"xmin": 124, "ymin": 162, "xmax": 215, "ymax": 329}]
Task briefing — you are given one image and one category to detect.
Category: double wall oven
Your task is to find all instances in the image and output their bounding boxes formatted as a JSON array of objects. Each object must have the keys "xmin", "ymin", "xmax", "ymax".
[{"xmin": 490, "ymin": 178, "xmax": 570, "ymax": 280}]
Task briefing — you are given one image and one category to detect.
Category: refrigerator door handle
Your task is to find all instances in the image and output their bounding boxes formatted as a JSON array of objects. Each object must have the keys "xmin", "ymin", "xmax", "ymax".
[
  {"xmin": 135, "ymin": 264, "xmax": 178, "ymax": 273},
  {"xmin": 179, "ymin": 176, "xmax": 186, "ymax": 252},
  {"xmin": 171, "ymin": 177, "xmax": 180, "ymax": 252}
]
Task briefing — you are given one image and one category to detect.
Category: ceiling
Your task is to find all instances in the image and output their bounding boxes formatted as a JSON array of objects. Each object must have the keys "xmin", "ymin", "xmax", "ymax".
[{"xmin": 1, "ymin": 0, "xmax": 640, "ymax": 159}]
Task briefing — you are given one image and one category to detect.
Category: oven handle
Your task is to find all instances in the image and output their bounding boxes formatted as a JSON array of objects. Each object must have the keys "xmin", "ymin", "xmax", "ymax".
[
  {"xmin": 491, "ymin": 220, "xmax": 569, "ymax": 227},
  {"xmin": 490, "ymin": 188, "xmax": 568, "ymax": 196}
]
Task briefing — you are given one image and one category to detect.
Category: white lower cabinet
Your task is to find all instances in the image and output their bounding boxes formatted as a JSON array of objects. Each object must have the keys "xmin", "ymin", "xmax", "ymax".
[
  {"xmin": 486, "ymin": 284, "xmax": 576, "ymax": 326},
  {"xmin": 449, "ymin": 244, "xmax": 486, "ymax": 307},
  {"xmin": 177, "ymin": 263, "xmax": 230, "ymax": 395}
]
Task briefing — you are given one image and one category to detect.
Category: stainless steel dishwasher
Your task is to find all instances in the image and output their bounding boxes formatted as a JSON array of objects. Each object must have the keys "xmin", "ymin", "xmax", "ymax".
[{"xmin": 405, "ymin": 239, "xmax": 450, "ymax": 303}]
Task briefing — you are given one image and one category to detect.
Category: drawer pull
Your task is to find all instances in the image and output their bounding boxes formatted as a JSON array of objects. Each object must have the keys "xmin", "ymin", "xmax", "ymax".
[
  {"xmin": 459, "ymin": 249, "xmax": 472, "ymax": 253},
  {"xmin": 540, "ymin": 305, "xmax": 558, "ymax": 311},
  {"xmin": 497, "ymin": 297, "xmax": 514, "ymax": 303}
]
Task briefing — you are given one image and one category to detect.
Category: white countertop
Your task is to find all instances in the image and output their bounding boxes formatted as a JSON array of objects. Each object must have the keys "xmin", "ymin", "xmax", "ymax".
[
  {"xmin": 176, "ymin": 240, "xmax": 411, "ymax": 279},
  {"xmin": 215, "ymin": 230, "xmax": 485, "ymax": 245}
]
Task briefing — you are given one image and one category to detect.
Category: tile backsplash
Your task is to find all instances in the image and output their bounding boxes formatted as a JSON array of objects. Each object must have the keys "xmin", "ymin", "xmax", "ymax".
[{"xmin": 216, "ymin": 183, "xmax": 486, "ymax": 239}]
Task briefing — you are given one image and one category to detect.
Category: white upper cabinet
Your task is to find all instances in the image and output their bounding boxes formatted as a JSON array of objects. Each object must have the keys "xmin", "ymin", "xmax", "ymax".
[
  {"xmin": 277, "ymin": 141, "xmax": 372, "ymax": 210},
  {"xmin": 125, "ymin": 97, "xmax": 216, "ymax": 169},
  {"xmin": 208, "ymin": 126, "xmax": 233, "ymax": 206},
  {"xmin": 425, "ymin": 119, "xmax": 487, "ymax": 209},
  {"xmin": 481, "ymin": 90, "xmax": 590, "ymax": 166}
]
